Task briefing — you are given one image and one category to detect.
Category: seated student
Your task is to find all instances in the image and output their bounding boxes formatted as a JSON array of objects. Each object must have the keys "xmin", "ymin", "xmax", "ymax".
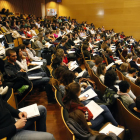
[
  {"xmin": 0, "ymin": 96, "xmax": 55, "ymax": 140},
  {"xmin": 126, "ymin": 68, "xmax": 137, "ymax": 83},
  {"xmin": 126, "ymin": 53, "xmax": 132, "ymax": 63},
  {"xmin": 120, "ymin": 63, "xmax": 129, "ymax": 76},
  {"xmin": 4, "ymin": 49, "xmax": 30, "ymax": 94},
  {"xmin": 129, "ymin": 56, "xmax": 139, "ymax": 71},
  {"xmin": 108, "ymin": 50, "xmax": 116, "ymax": 62},
  {"xmin": 82, "ymin": 44, "xmax": 91, "ymax": 60},
  {"xmin": 92, "ymin": 57, "xmax": 103, "ymax": 74},
  {"xmin": 30, "ymin": 25, "xmax": 37, "ymax": 37},
  {"xmin": 116, "ymin": 44, "xmax": 122, "ymax": 57},
  {"xmin": 58, "ymin": 38, "xmax": 68, "ymax": 54},
  {"xmin": 129, "ymin": 96, "xmax": 140, "ymax": 118},
  {"xmin": 122, "ymin": 47, "xmax": 128, "ymax": 58},
  {"xmin": 135, "ymin": 77, "xmax": 140, "ymax": 87},
  {"xmin": 69, "ymin": 110, "xmax": 120, "ymax": 140},
  {"xmin": 5, "ymin": 49, "xmax": 55, "ymax": 103},
  {"xmin": 63, "ymin": 83, "xmax": 118, "ymax": 130},
  {"xmin": 23, "ymin": 41, "xmax": 42, "ymax": 61},
  {"xmin": 104, "ymin": 70, "xmax": 118, "ymax": 92},
  {"xmin": 18, "ymin": 25, "xmax": 26, "ymax": 38},
  {"xmin": 97, "ymin": 64, "xmax": 106, "ymax": 83},
  {"xmin": 118, "ymin": 81, "xmax": 134, "ymax": 108}
]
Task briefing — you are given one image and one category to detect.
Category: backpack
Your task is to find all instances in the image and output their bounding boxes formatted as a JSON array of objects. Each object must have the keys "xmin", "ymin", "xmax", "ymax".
[{"xmin": 103, "ymin": 88, "xmax": 119, "ymax": 105}]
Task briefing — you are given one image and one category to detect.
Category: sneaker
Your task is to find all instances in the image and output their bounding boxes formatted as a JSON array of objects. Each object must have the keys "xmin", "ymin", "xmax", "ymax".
[{"xmin": 18, "ymin": 85, "xmax": 29, "ymax": 95}]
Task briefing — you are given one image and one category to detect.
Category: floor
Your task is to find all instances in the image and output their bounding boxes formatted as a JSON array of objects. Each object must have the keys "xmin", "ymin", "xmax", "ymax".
[{"xmin": 25, "ymin": 91, "xmax": 68, "ymax": 140}]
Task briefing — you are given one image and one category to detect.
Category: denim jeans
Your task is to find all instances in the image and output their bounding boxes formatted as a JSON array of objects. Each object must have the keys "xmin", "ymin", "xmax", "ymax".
[
  {"xmin": 10, "ymin": 105, "xmax": 55, "ymax": 140},
  {"xmin": 90, "ymin": 105, "xmax": 118, "ymax": 131}
]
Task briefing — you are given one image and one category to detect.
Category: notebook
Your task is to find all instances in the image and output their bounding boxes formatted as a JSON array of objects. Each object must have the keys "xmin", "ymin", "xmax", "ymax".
[
  {"xmin": 68, "ymin": 51, "xmax": 75, "ymax": 54},
  {"xmin": 19, "ymin": 103, "xmax": 40, "ymax": 119},
  {"xmin": 31, "ymin": 61, "xmax": 43, "ymax": 66},
  {"xmin": 79, "ymin": 88, "xmax": 97, "ymax": 100},
  {"xmin": 27, "ymin": 65, "xmax": 41, "ymax": 72},
  {"xmin": 28, "ymin": 76, "xmax": 42, "ymax": 80},
  {"xmin": 85, "ymin": 100, "xmax": 104, "ymax": 120},
  {"xmin": 99, "ymin": 123, "xmax": 124, "ymax": 136},
  {"xmin": 68, "ymin": 61, "xmax": 79, "ymax": 71}
]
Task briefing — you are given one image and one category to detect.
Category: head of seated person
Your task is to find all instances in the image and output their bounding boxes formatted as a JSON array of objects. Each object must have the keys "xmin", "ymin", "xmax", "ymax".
[
  {"xmin": 59, "ymin": 70, "xmax": 76, "ymax": 86},
  {"xmin": 95, "ymin": 57, "xmax": 103, "ymax": 67},
  {"xmin": 97, "ymin": 64, "xmax": 106, "ymax": 77},
  {"xmin": 6, "ymin": 49, "xmax": 17, "ymax": 64},
  {"xmin": 56, "ymin": 48, "xmax": 65, "ymax": 58},
  {"xmin": 63, "ymin": 82, "xmax": 81, "ymax": 106},
  {"xmin": 23, "ymin": 41, "xmax": 31, "ymax": 49},
  {"xmin": 135, "ymin": 77, "xmax": 140, "ymax": 87},
  {"xmin": 13, "ymin": 47, "xmax": 23, "ymax": 62},
  {"xmin": 120, "ymin": 63, "xmax": 128, "ymax": 73},
  {"xmin": 128, "ymin": 68, "xmax": 137, "ymax": 78},
  {"xmin": 52, "ymin": 55, "xmax": 63, "ymax": 69},
  {"xmin": 104, "ymin": 70, "xmax": 117, "ymax": 88},
  {"xmin": 61, "ymin": 38, "xmax": 66, "ymax": 46},
  {"xmin": 118, "ymin": 81, "xmax": 131, "ymax": 94},
  {"xmin": 19, "ymin": 44, "xmax": 27, "ymax": 56},
  {"xmin": 132, "ymin": 56, "xmax": 138, "ymax": 63},
  {"xmin": 108, "ymin": 50, "xmax": 113, "ymax": 57},
  {"xmin": 126, "ymin": 53, "xmax": 132, "ymax": 60}
]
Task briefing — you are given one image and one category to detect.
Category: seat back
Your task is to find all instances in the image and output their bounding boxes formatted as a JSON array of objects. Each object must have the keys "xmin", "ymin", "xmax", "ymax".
[
  {"xmin": 129, "ymin": 81, "xmax": 140, "ymax": 97},
  {"xmin": 61, "ymin": 107, "xmax": 75, "ymax": 140},
  {"xmin": 7, "ymin": 89, "xmax": 17, "ymax": 109},
  {"xmin": 4, "ymin": 33, "xmax": 13, "ymax": 43},
  {"xmin": 18, "ymin": 37, "xmax": 23, "ymax": 45},
  {"xmin": 123, "ymin": 76, "xmax": 131, "ymax": 83},
  {"xmin": 116, "ymin": 69, "xmax": 124, "ymax": 80},
  {"xmin": 13, "ymin": 38, "xmax": 18, "ymax": 47},
  {"xmin": 118, "ymin": 51, "xmax": 126, "ymax": 62},
  {"xmin": 117, "ymin": 99, "xmax": 140, "ymax": 140},
  {"xmin": 102, "ymin": 53, "xmax": 108, "ymax": 66},
  {"xmin": 55, "ymin": 87, "xmax": 65, "ymax": 108}
]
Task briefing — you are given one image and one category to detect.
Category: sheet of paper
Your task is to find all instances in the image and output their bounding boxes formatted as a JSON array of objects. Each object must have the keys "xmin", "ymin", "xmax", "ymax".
[
  {"xmin": 115, "ymin": 60, "xmax": 122, "ymax": 63},
  {"xmin": 79, "ymin": 88, "xmax": 97, "ymax": 100},
  {"xmin": 106, "ymin": 62, "xmax": 114, "ymax": 70},
  {"xmin": 85, "ymin": 100, "xmax": 104, "ymax": 120},
  {"xmin": 68, "ymin": 51, "xmax": 75, "ymax": 54},
  {"xmin": 45, "ymin": 42, "xmax": 52, "ymax": 48},
  {"xmin": 19, "ymin": 103, "xmax": 40, "ymax": 119},
  {"xmin": 77, "ymin": 69, "xmax": 86, "ymax": 78},
  {"xmin": 28, "ymin": 76, "xmax": 42, "ymax": 80},
  {"xmin": 31, "ymin": 61, "xmax": 43, "ymax": 66},
  {"xmin": 99, "ymin": 123, "xmax": 124, "ymax": 136},
  {"xmin": 27, "ymin": 65, "xmax": 41, "ymax": 72}
]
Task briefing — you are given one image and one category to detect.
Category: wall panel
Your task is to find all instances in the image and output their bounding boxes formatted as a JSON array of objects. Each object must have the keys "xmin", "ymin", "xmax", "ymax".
[{"xmin": 59, "ymin": 0, "xmax": 140, "ymax": 40}]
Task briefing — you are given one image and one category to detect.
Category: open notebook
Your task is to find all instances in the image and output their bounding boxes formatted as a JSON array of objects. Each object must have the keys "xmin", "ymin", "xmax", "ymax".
[
  {"xmin": 85, "ymin": 100, "xmax": 104, "ymax": 120},
  {"xmin": 79, "ymin": 88, "xmax": 97, "ymax": 100},
  {"xmin": 31, "ymin": 61, "xmax": 43, "ymax": 66},
  {"xmin": 19, "ymin": 103, "xmax": 40, "ymax": 119},
  {"xmin": 99, "ymin": 123, "xmax": 124, "ymax": 136},
  {"xmin": 68, "ymin": 61, "xmax": 79, "ymax": 71},
  {"xmin": 28, "ymin": 76, "xmax": 42, "ymax": 80}
]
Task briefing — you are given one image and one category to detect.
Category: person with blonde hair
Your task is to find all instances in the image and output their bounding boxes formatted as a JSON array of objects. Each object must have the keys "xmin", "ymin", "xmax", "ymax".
[
  {"xmin": 126, "ymin": 53, "xmax": 132, "ymax": 63},
  {"xmin": 120, "ymin": 63, "xmax": 128, "ymax": 76}
]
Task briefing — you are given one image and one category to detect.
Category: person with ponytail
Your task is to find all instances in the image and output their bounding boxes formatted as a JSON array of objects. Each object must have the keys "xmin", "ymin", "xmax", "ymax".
[{"xmin": 63, "ymin": 83, "xmax": 118, "ymax": 130}]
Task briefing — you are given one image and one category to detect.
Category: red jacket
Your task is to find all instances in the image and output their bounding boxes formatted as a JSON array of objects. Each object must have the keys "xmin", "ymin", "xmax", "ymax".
[{"xmin": 64, "ymin": 101, "xmax": 93, "ymax": 121}]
